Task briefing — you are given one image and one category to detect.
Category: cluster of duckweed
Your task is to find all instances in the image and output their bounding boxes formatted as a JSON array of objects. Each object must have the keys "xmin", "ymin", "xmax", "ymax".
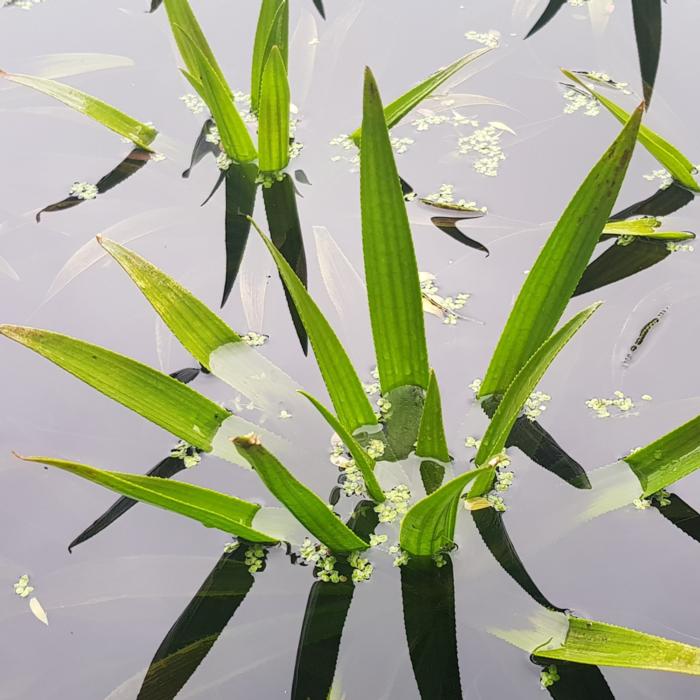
[
  {"xmin": 69, "ymin": 182, "xmax": 98, "ymax": 200},
  {"xmin": 241, "ymin": 331, "xmax": 268, "ymax": 347},
  {"xmin": 216, "ymin": 152, "xmax": 233, "ymax": 171},
  {"xmin": 420, "ymin": 272, "xmax": 471, "ymax": 325},
  {"xmin": 375, "ymin": 485, "xmax": 412, "ymax": 523},
  {"xmin": 423, "ymin": 183, "xmax": 487, "ymax": 213},
  {"xmin": 457, "ymin": 122, "xmax": 511, "ymax": 177},
  {"xmin": 666, "ymin": 242, "xmax": 694, "ymax": 253},
  {"xmin": 585, "ymin": 391, "xmax": 652, "ymax": 418},
  {"xmin": 643, "ymin": 168, "xmax": 673, "ymax": 189},
  {"xmin": 562, "ymin": 87, "xmax": 600, "ymax": 117},
  {"xmin": 348, "ymin": 552, "xmax": 374, "ymax": 583},
  {"xmin": 169, "ymin": 440, "xmax": 201, "ymax": 468},
  {"xmin": 464, "ymin": 30, "xmax": 501, "ymax": 48},
  {"xmin": 180, "ymin": 93, "xmax": 206, "ymax": 114},
  {"xmin": 523, "ymin": 391, "xmax": 551, "ymax": 421},
  {"xmin": 540, "ymin": 665, "xmax": 560, "ymax": 689},
  {"xmin": 244, "ymin": 544, "xmax": 267, "ymax": 573},
  {"xmin": 300, "ymin": 538, "xmax": 347, "ymax": 583},
  {"xmin": 13, "ymin": 574, "xmax": 34, "ymax": 598}
]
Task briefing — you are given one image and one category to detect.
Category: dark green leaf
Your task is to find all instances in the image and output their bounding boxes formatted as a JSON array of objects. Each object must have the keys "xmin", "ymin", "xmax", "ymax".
[{"xmin": 632, "ymin": 0, "xmax": 662, "ymax": 106}]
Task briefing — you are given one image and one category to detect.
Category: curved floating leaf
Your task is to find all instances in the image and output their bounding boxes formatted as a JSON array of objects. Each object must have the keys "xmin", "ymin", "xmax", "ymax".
[
  {"xmin": 400, "ymin": 467, "xmax": 489, "ymax": 556},
  {"xmin": 536, "ymin": 616, "xmax": 700, "ymax": 675},
  {"xmin": 430, "ymin": 217, "xmax": 490, "ymax": 255},
  {"xmin": 234, "ymin": 436, "xmax": 369, "ymax": 553},
  {"xmin": 624, "ymin": 413, "xmax": 700, "ymax": 496},
  {"xmin": 476, "ymin": 303, "xmax": 601, "ymax": 468},
  {"xmin": 174, "ymin": 27, "xmax": 256, "ymax": 162},
  {"xmin": 525, "ymin": 0, "xmax": 566, "ymax": 38},
  {"xmin": 632, "ymin": 0, "xmax": 662, "ymax": 106},
  {"xmin": 401, "ymin": 557, "xmax": 462, "ymax": 700},
  {"xmin": 602, "ymin": 217, "xmax": 694, "ymax": 242},
  {"xmin": 251, "ymin": 219, "xmax": 377, "ymax": 433},
  {"xmin": 0, "ymin": 325, "xmax": 229, "ymax": 451},
  {"xmin": 37, "ymin": 148, "xmax": 152, "ymax": 221},
  {"xmin": 18, "ymin": 456, "xmax": 276, "ymax": 542},
  {"xmin": 137, "ymin": 546, "xmax": 256, "ymax": 700},
  {"xmin": 251, "ymin": 0, "xmax": 289, "ymax": 113},
  {"xmin": 99, "ymin": 238, "xmax": 240, "ymax": 369},
  {"xmin": 563, "ymin": 70, "xmax": 699, "ymax": 193},
  {"xmin": 299, "ymin": 391, "xmax": 384, "ymax": 503},
  {"xmin": 361, "ymin": 68, "xmax": 430, "ymax": 393},
  {"xmin": 222, "ymin": 162, "xmax": 259, "ymax": 306},
  {"xmin": 479, "ymin": 104, "xmax": 642, "ymax": 398},
  {"xmin": 0, "ymin": 71, "xmax": 157, "ymax": 150},
  {"xmin": 573, "ymin": 238, "xmax": 670, "ymax": 297},
  {"xmin": 351, "ymin": 48, "xmax": 491, "ymax": 144},
  {"xmin": 259, "ymin": 46, "xmax": 290, "ymax": 173},
  {"xmin": 261, "ymin": 175, "xmax": 309, "ymax": 354},
  {"xmin": 68, "ymin": 448, "xmax": 197, "ymax": 552}
]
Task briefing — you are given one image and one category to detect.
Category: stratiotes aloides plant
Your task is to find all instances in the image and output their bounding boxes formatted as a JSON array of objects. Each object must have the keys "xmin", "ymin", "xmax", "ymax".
[{"xmin": 4, "ymin": 69, "xmax": 700, "ymax": 685}]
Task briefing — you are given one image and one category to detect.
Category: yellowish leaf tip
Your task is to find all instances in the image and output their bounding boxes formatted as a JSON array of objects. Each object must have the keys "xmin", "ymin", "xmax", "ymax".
[{"xmin": 233, "ymin": 433, "xmax": 263, "ymax": 448}]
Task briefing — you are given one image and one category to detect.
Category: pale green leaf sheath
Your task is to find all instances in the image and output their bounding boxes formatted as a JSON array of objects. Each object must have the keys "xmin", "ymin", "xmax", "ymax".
[
  {"xmin": 480, "ymin": 104, "xmax": 643, "ymax": 399},
  {"xmin": 350, "ymin": 47, "xmax": 491, "ymax": 143},
  {"xmin": 360, "ymin": 68, "xmax": 430, "ymax": 393},
  {"xmin": 258, "ymin": 46, "xmax": 290, "ymax": 173},
  {"xmin": 18, "ymin": 456, "xmax": 277, "ymax": 543},
  {"xmin": 563, "ymin": 69, "xmax": 699, "ymax": 192},
  {"xmin": 624, "ymin": 414, "xmax": 700, "ymax": 496},
  {"xmin": 174, "ymin": 27, "xmax": 256, "ymax": 162},
  {"xmin": 299, "ymin": 391, "xmax": 385, "ymax": 503},
  {"xmin": 251, "ymin": 0, "xmax": 289, "ymax": 112},
  {"xmin": 400, "ymin": 467, "xmax": 490, "ymax": 556},
  {"xmin": 0, "ymin": 72, "xmax": 157, "ymax": 151},
  {"xmin": 251, "ymin": 218, "xmax": 377, "ymax": 433},
  {"xmin": 234, "ymin": 435, "xmax": 369, "ymax": 553}
]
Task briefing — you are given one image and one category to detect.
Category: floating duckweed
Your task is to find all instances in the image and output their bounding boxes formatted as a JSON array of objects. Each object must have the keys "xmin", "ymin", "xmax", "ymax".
[
  {"xmin": 3, "ymin": 0, "xmax": 46, "ymax": 9},
  {"xmin": 580, "ymin": 71, "xmax": 631, "ymax": 94},
  {"xmin": 641, "ymin": 394, "xmax": 653, "ymax": 401},
  {"xmin": 216, "ymin": 152, "xmax": 233, "ymax": 171},
  {"xmin": 169, "ymin": 440, "xmax": 201, "ymax": 468},
  {"xmin": 633, "ymin": 497, "xmax": 651, "ymax": 510},
  {"xmin": 540, "ymin": 664, "xmax": 560, "ymax": 689},
  {"xmin": 223, "ymin": 540, "xmax": 240, "ymax": 553},
  {"xmin": 465, "ymin": 436, "xmax": 481, "ymax": 449},
  {"xmin": 288, "ymin": 140, "xmax": 304, "ymax": 159},
  {"xmin": 340, "ymin": 461, "xmax": 367, "ymax": 497},
  {"xmin": 348, "ymin": 552, "xmax": 374, "ymax": 583},
  {"xmin": 69, "ymin": 182, "xmax": 98, "ymax": 200},
  {"xmin": 487, "ymin": 493, "xmax": 507, "ymax": 512},
  {"xmin": 464, "ymin": 30, "xmax": 501, "ymax": 49},
  {"xmin": 377, "ymin": 396, "xmax": 392, "ymax": 414},
  {"xmin": 433, "ymin": 552, "xmax": 447, "ymax": 568},
  {"xmin": 524, "ymin": 390, "xmax": 551, "ymax": 421},
  {"xmin": 180, "ymin": 93, "xmax": 206, "ymax": 114},
  {"xmin": 375, "ymin": 485, "xmax": 411, "ymax": 523},
  {"xmin": 468, "ymin": 378, "xmax": 482, "ymax": 394},
  {"xmin": 255, "ymin": 171, "xmax": 286, "ymax": 188},
  {"xmin": 244, "ymin": 544, "xmax": 266, "ymax": 573},
  {"xmin": 411, "ymin": 114, "xmax": 451, "ymax": 132},
  {"xmin": 616, "ymin": 234, "xmax": 635, "ymax": 247},
  {"xmin": 369, "ymin": 533, "xmax": 388, "ymax": 548},
  {"xmin": 457, "ymin": 123, "xmax": 510, "ymax": 177},
  {"xmin": 366, "ymin": 439, "xmax": 385, "ymax": 459},
  {"xmin": 423, "ymin": 184, "xmax": 487, "ymax": 213},
  {"xmin": 329, "ymin": 134, "xmax": 360, "ymax": 168},
  {"xmin": 652, "ymin": 489, "xmax": 672, "ymax": 507},
  {"xmin": 562, "ymin": 87, "xmax": 600, "ymax": 117},
  {"xmin": 241, "ymin": 331, "xmax": 268, "ymax": 347},
  {"xmin": 495, "ymin": 470, "xmax": 514, "ymax": 492},
  {"xmin": 205, "ymin": 125, "xmax": 221, "ymax": 145},
  {"xmin": 487, "ymin": 451, "xmax": 511, "ymax": 470},
  {"xmin": 300, "ymin": 537, "xmax": 324, "ymax": 563},
  {"xmin": 362, "ymin": 382, "xmax": 380, "ymax": 395},
  {"xmin": 420, "ymin": 272, "xmax": 471, "ymax": 325},
  {"xmin": 585, "ymin": 391, "xmax": 636, "ymax": 418},
  {"xmin": 666, "ymin": 242, "xmax": 694, "ymax": 253},
  {"xmin": 316, "ymin": 551, "xmax": 347, "ymax": 583},
  {"xmin": 13, "ymin": 574, "xmax": 34, "ymax": 598},
  {"xmin": 643, "ymin": 167, "xmax": 673, "ymax": 189},
  {"xmin": 150, "ymin": 152, "xmax": 167, "ymax": 162},
  {"xmin": 390, "ymin": 136, "xmax": 415, "ymax": 154},
  {"xmin": 389, "ymin": 544, "xmax": 410, "ymax": 567}
]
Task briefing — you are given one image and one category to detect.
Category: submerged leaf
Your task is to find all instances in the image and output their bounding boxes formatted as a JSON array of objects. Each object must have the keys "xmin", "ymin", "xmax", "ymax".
[
  {"xmin": 18, "ymin": 455, "xmax": 276, "ymax": 542},
  {"xmin": 611, "ymin": 182, "xmax": 695, "ymax": 220},
  {"xmin": 0, "ymin": 71, "xmax": 157, "ymax": 150},
  {"xmin": 479, "ymin": 104, "xmax": 642, "ymax": 398},
  {"xmin": 632, "ymin": 0, "xmax": 662, "ymax": 106},
  {"xmin": 182, "ymin": 118, "xmax": 219, "ymax": 178},
  {"xmin": 234, "ymin": 436, "xmax": 369, "ymax": 553},
  {"xmin": 524, "ymin": 0, "xmax": 566, "ymax": 38},
  {"xmin": 361, "ymin": 68, "xmax": 430, "ymax": 393},
  {"xmin": 430, "ymin": 217, "xmax": 490, "ymax": 255}
]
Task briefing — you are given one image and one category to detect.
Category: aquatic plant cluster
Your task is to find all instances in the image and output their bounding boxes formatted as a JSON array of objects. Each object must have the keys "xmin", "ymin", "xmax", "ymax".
[{"xmin": 2, "ymin": 0, "xmax": 700, "ymax": 698}]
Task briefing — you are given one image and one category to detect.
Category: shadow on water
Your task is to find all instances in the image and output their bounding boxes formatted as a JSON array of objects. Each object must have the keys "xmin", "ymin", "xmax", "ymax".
[
  {"xmin": 35, "ymin": 148, "xmax": 152, "ymax": 222},
  {"xmin": 429, "ymin": 217, "xmax": 490, "ymax": 256},
  {"xmin": 182, "ymin": 119, "xmax": 218, "ymax": 178}
]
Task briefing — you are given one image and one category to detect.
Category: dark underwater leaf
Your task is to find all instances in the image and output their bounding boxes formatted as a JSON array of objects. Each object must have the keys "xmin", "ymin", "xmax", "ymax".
[
  {"xmin": 136, "ymin": 544, "xmax": 256, "ymax": 700},
  {"xmin": 311, "ymin": 0, "xmax": 325, "ymax": 19},
  {"xmin": 573, "ymin": 238, "xmax": 670, "ymax": 297},
  {"xmin": 148, "ymin": 0, "xmax": 163, "ymax": 12},
  {"xmin": 262, "ymin": 173, "xmax": 309, "ymax": 354},
  {"xmin": 610, "ymin": 182, "xmax": 695, "ymax": 220},
  {"xmin": 182, "ymin": 118, "xmax": 218, "ymax": 178},
  {"xmin": 36, "ymin": 148, "xmax": 151, "ymax": 222},
  {"xmin": 533, "ymin": 659, "xmax": 615, "ymax": 700},
  {"xmin": 472, "ymin": 508, "xmax": 565, "ymax": 611},
  {"xmin": 525, "ymin": 0, "xmax": 567, "ymax": 38},
  {"xmin": 652, "ymin": 493, "xmax": 700, "ymax": 545},
  {"xmin": 221, "ymin": 162, "xmax": 258, "ymax": 307},
  {"xmin": 430, "ymin": 216, "xmax": 490, "ymax": 255},
  {"xmin": 632, "ymin": 0, "xmax": 662, "ymax": 106},
  {"xmin": 401, "ymin": 557, "xmax": 462, "ymax": 699}
]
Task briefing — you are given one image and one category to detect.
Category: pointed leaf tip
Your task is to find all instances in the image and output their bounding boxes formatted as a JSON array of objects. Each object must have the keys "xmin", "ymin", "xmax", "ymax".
[{"xmin": 233, "ymin": 434, "xmax": 262, "ymax": 448}]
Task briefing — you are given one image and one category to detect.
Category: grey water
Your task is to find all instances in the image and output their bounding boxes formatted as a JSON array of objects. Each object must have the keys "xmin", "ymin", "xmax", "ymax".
[{"xmin": 1, "ymin": 1, "xmax": 700, "ymax": 698}]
